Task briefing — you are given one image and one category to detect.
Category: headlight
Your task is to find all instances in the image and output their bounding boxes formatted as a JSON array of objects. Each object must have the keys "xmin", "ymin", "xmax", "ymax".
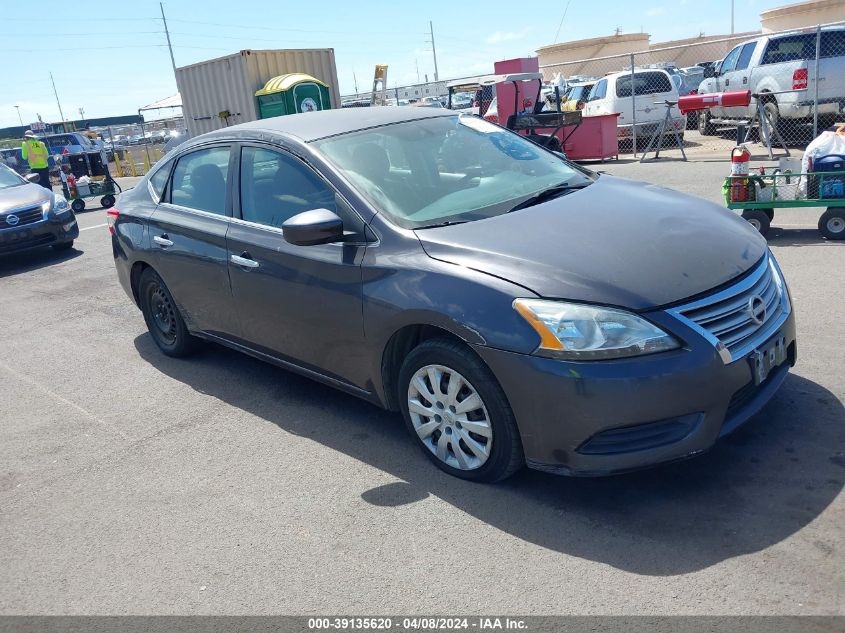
[
  {"xmin": 49, "ymin": 194, "xmax": 71, "ymax": 217},
  {"xmin": 513, "ymin": 299, "xmax": 681, "ymax": 360}
]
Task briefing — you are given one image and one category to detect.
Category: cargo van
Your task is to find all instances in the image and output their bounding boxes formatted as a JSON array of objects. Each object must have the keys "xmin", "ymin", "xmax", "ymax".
[{"xmin": 584, "ymin": 69, "xmax": 683, "ymax": 146}]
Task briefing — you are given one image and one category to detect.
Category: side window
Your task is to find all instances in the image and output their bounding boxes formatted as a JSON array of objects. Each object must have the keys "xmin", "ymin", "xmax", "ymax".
[
  {"xmin": 169, "ymin": 146, "xmax": 230, "ymax": 215},
  {"xmin": 240, "ymin": 147, "xmax": 363, "ymax": 234},
  {"xmin": 149, "ymin": 158, "xmax": 174, "ymax": 200},
  {"xmin": 589, "ymin": 79, "xmax": 607, "ymax": 101},
  {"xmin": 721, "ymin": 45, "xmax": 743, "ymax": 73},
  {"xmin": 735, "ymin": 43, "xmax": 756, "ymax": 71},
  {"xmin": 821, "ymin": 31, "xmax": 845, "ymax": 58},
  {"xmin": 761, "ymin": 35, "xmax": 815, "ymax": 64}
]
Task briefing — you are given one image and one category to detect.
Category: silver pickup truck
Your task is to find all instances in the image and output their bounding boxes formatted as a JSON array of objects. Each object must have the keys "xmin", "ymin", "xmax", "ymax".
[{"xmin": 697, "ymin": 28, "xmax": 845, "ymax": 136}]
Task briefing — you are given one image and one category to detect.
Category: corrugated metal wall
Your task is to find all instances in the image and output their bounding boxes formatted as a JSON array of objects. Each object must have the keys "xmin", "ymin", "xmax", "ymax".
[
  {"xmin": 176, "ymin": 49, "xmax": 340, "ymax": 138},
  {"xmin": 245, "ymin": 49, "xmax": 341, "ymax": 111}
]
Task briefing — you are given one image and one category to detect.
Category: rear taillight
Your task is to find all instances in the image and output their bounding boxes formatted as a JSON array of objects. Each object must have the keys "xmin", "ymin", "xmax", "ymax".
[
  {"xmin": 106, "ymin": 208, "xmax": 119, "ymax": 234},
  {"xmin": 483, "ymin": 113, "xmax": 499, "ymax": 124},
  {"xmin": 793, "ymin": 68, "xmax": 808, "ymax": 90}
]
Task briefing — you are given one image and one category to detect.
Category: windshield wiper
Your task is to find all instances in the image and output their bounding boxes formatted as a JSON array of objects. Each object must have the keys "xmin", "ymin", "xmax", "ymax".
[
  {"xmin": 507, "ymin": 181, "xmax": 591, "ymax": 213},
  {"xmin": 415, "ymin": 220, "xmax": 470, "ymax": 230}
]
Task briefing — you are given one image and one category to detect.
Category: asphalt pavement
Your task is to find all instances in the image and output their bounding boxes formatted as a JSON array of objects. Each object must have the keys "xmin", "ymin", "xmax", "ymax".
[{"xmin": 0, "ymin": 169, "xmax": 843, "ymax": 614}]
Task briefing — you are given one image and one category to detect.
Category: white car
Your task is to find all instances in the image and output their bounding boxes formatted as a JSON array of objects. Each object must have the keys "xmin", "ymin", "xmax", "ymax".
[{"xmin": 584, "ymin": 69, "xmax": 683, "ymax": 146}]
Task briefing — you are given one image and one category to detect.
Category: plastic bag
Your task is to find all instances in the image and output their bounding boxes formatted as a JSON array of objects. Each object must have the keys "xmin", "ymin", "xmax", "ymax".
[{"xmin": 800, "ymin": 125, "xmax": 845, "ymax": 196}]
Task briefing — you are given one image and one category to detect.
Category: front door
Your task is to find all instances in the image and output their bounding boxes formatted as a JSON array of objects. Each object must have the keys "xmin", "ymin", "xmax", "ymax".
[
  {"xmin": 149, "ymin": 144, "xmax": 241, "ymax": 337},
  {"xmin": 226, "ymin": 144, "xmax": 370, "ymax": 388}
]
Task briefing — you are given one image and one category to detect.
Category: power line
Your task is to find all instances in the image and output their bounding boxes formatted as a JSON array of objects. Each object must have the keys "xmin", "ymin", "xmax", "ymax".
[{"xmin": 166, "ymin": 17, "xmax": 420, "ymax": 36}]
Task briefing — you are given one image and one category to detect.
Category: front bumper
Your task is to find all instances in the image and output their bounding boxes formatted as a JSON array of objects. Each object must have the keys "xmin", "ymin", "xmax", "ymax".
[
  {"xmin": 0, "ymin": 214, "xmax": 78, "ymax": 256},
  {"xmin": 473, "ymin": 308, "xmax": 797, "ymax": 476}
]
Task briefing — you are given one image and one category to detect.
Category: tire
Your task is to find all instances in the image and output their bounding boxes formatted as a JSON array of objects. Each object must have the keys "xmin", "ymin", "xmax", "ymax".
[
  {"xmin": 742, "ymin": 209, "xmax": 772, "ymax": 237},
  {"xmin": 818, "ymin": 207, "xmax": 845, "ymax": 240},
  {"xmin": 698, "ymin": 109, "xmax": 717, "ymax": 136},
  {"xmin": 685, "ymin": 111, "xmax": 699, "ymax": 131},
  {"xmin": 101, "ymin": 194, "xmax": 115, "ymax": 208},
  {"xmin": 397, "ymin": 338, "xmax": 523, "ymax": 483},
  {"xmin": 52, "ymin": 240, "xmax": 74, "ymax": 251},
  {"xmin": 71, "ymin": 199, "xmax": 85, "ymax": 213},
  {"xmin": 138, "ymin": 268, "xmax": 199, "ymax": 357}
]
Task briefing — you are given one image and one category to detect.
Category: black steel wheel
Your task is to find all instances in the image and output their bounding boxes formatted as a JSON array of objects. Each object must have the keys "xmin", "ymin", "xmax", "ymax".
[
  {"xmin": 742, "ymin": 209, "xmax": 772, "ymax": 237},
  {"xmin": 819, "ymin": 208, "xmax": 845, "ymax": 240},
  {"xmin": 71, "ymin": 199, "xmax": 85, "ymax": 213},
  {"xmin": 138, "ymin": 268, "xmax": 199, "ymax": 357},
  {"xmin": 101, "ymin": 194, "xmax": 115, "ymax": 208}
]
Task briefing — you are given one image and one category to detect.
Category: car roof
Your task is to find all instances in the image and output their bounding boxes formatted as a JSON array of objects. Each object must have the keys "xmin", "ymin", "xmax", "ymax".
[{"xmin": 200, "ymin": 106, "xmax": 455, "ymax": 143}]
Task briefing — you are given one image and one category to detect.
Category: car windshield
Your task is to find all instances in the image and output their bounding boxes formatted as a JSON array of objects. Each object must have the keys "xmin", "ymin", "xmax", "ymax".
[
  {"xmin": 312, "ymin": 115, "xmax": 594, "ymax": 229},
  {"xmin": 0, "ymin": 165, "xmax": 26, "ymax": 190}
]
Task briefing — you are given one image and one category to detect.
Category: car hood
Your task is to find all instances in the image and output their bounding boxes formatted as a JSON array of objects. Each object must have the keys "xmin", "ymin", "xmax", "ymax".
[
  {"xmin": 414, "ymin": 175, "xmax": 766, "ymax": 310},
  {"xmin": 0, "ymin": 182, "xmax": 52, "ymax": 214}
]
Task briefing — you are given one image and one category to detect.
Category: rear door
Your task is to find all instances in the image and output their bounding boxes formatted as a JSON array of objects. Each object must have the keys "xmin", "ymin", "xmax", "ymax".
[
  {"xmin": 225, "ymin": 143, "xmax": 371, "ymax": 387},
  {"xmin": 615, "ymin": 71, "xmax": 677, "ymax": 126},
  {"xmin": 148, "ymin": 144, "xmax": 241, "ymax": 337}
]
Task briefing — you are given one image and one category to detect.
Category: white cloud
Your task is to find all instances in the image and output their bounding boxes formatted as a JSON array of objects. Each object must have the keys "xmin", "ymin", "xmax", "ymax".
[
  {"xmin": 486, "ymin": 27, "xmax": 530, "ymax": 45},
  {"xmin": 646, "ymin": 6, "xmax": 666, "ymax": 16}
]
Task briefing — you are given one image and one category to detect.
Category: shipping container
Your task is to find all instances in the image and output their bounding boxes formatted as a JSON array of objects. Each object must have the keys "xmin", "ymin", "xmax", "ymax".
[{"xmin": 175, "ymin": 48, "xmax": 341, "ymax": 137}]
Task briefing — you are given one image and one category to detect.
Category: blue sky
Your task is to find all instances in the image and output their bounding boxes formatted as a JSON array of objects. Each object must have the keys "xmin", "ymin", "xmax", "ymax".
[{"xmin": 2, "ymin": 0, "xmax": 788, "ymax": 128}]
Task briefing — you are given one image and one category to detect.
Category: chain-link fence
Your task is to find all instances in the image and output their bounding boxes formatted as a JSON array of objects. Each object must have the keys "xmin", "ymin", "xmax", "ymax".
[
  {"xmin": 98, "ymin": 117, "xmax": 185, "ymax": 177},
  {"xmin": 539, "ymin": 21, "xmax": 845, "ymax": 162}
]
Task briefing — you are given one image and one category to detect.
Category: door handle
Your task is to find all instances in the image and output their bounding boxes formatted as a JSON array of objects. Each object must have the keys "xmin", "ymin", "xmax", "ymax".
[
  {"xmin": 724, "ymin": 78, "xmax": 730, "ymax": 86},
  {"xmin": 742, "ymin": 76, "xmax": 748, "ymax": 84},
  {"xmin": 153, "ymin": 234, "xmax": 173, "ymax": 247},
  {"xmin": 230, "ymin": 253, "xmax": 259, "ymax": 269}
]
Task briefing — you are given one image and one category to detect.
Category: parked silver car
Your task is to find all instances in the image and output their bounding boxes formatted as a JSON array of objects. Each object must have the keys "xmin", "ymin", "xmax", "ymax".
[{"xmin": 697, "ymin": 28, "xmax": 845, "ymax": 135}]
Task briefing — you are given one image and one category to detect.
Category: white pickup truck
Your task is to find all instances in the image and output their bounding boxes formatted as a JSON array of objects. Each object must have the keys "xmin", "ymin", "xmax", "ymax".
[{"xmin": 697, "ymin": 28, "xmax": 845, "ymax": 136}]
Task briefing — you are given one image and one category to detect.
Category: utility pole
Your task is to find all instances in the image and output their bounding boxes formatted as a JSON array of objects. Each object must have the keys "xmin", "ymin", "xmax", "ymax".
[
  {"xmin": 160, "ymin": 2, "xmax": 178, "ymax": 82},
  {"xmin": 78, "ymin": 107, "xmax": 85, "ymax": 121},
  {"xmin": 731, "ymin": 0, "xmax": 734, "ymax": 35},
  {"xmin": 49, "ymin": 72, "xmax": 67, "ymax": 132},
  {"xmin": 428, "ymin": 21, "xmax": 439, "ymax": 82},
  {"xmin": 14, "ymin": 105, "xmax": 22, "ymax": 126},
  {"xmin": 415, "ymin": 58, "xmax": 420, "ymax": 83},
  {"xmin": 353, "ymin": 69, "xmax": 359, "ymax": 95}
]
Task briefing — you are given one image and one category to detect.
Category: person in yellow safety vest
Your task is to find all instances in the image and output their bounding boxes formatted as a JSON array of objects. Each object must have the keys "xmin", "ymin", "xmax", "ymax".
[{"xmin": 21, "ymin": 130, "xmax": 52, "ymax": 190}]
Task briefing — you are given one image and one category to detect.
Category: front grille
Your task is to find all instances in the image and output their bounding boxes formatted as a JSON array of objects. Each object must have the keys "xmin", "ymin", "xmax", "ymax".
[
  {"xmin": 0, "ymin": 206, "xmax": 44, "ymax": 229},
  {"xmin": 668, "ymin": 255, "xmax": 790, "ymax": 363}
]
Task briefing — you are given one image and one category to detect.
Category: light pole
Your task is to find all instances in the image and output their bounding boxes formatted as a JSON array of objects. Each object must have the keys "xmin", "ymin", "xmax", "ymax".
[{"xmin": 14, "ymin": 105, "xmax": 23, "ymax": 126}]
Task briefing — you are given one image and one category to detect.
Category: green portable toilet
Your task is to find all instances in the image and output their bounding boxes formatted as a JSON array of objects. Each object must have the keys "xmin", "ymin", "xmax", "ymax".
[{"xmin": 255, "ymin": 73, "xmax": 332, "ymax": 119}]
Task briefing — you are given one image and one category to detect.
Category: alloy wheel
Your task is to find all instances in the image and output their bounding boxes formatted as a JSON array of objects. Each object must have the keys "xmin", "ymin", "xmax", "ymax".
[{"xmin": 407, "ymin": 364, "xmax": 492, "ymax": 470}]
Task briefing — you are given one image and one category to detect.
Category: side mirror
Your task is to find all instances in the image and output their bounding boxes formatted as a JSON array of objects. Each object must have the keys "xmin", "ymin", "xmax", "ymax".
[
  {"xmin": 282, "ymin": 208, "xmax": 344, "ymax": 246},
  {"xmin": 25, "ymin": 173, "xmax": 40, "ymax": 184}
]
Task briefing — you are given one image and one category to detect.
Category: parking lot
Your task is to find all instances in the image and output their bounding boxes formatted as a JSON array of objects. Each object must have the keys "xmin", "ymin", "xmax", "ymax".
[{"xmin": 1, "ymin": 161, "xmax": 843, "ymax": 615}]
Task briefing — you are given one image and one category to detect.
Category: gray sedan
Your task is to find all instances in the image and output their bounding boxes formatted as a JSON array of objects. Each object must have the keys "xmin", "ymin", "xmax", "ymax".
[
  {"xmin": 0, "ymin": 164, "xmax": 78, "ymax": 256},
  {"xmin": 110, "ymin": 107, "xmax": 796, "ymax": 482}
]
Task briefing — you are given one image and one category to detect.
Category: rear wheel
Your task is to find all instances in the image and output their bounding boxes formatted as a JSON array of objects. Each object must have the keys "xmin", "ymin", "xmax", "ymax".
[
  {"xmin": 138, "ymin": 268, "xmax": 199, "ymax": 357},
  {"xmin": 819, "ymin": 207, "xmax": 845, "ymax": 240},
  {"xmin": 698, "ymin": 109, "xmax": 717, "ymax": 136},
  {"xmin": 742, "ymin": 209, "xmax": 772, "ymax": 237},
  {"xmin": 71, "ymin": 199, "xmax": 85, "ymax": 213},
  {"xmin": 101, "ymin": 194, "xmax": 115, "ymax": 208},
  {"xmin": 398, "ymin": 338, "xmax": 523, "ymax": 482}
]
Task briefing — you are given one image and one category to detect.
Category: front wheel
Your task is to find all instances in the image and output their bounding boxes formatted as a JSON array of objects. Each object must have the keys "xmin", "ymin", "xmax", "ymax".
[
  {"xmin": 742, "ymin": 208, "xmax": 772, "ymax": 237},
  {"xmin": 819, "ymin": 207, "xmax": 845, "ymax": 240},
  {"xmin": 101, "ymin": 194, "xmax": 115, "ymax": 208},
  {"xmin": 398, "ymin": 338, "xmax": 523, "ymax": 482},
  {"xmin": 71, "ymin": 199, "xmax": 85, "ymax": 213},
  {"xmin": 698, "ymin": 109, "xmax": 717, "ymax": 136},
  {"xmin": 138, "ymin": 268, "xmax": 199, "ymax": 357}
]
